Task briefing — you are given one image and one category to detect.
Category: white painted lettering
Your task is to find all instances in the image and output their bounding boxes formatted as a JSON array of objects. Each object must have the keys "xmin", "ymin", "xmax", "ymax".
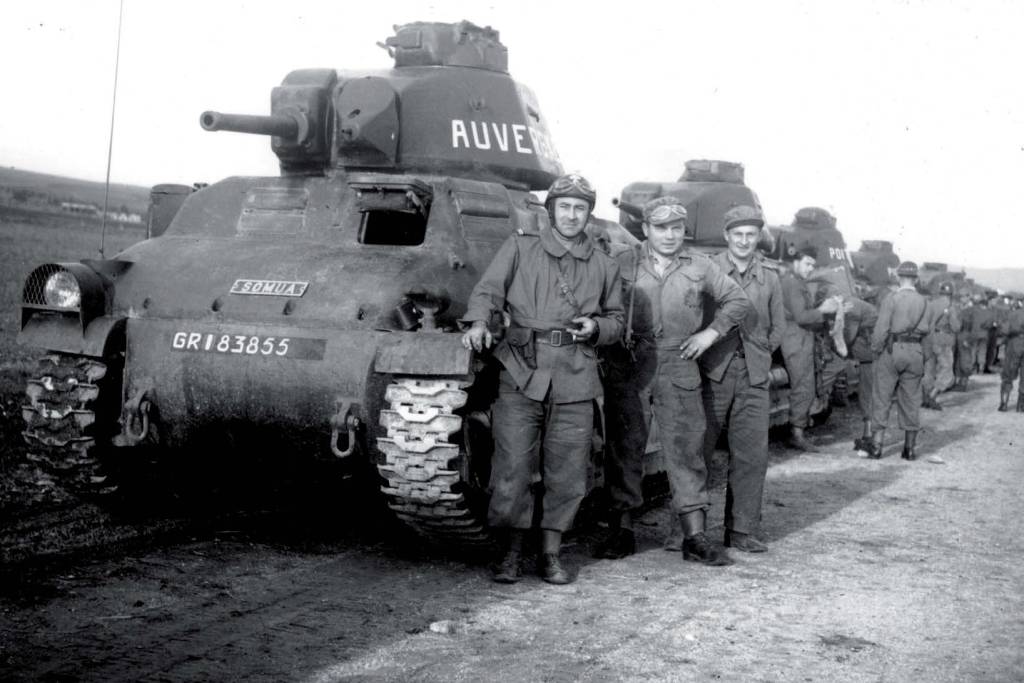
[
  {"xmin": 186, "ymin": 332, "xmax": 201, "ymax": 350},
  {"xmin": 470, "ymin": 121, "xmax": 491, "ymax": 150},
  {"xmin": 491, "ymin": 122, "xmax": 509, "ymax": 151},
  {"xmin": 512, "ymin": 124, "xmax": 532, "ymax": 154},
  {"xmin": 452, "ymin": 119, "xmax": 470, "ymax": 149},
  {"xmin": 172, "ymin": 332, "xmax": 187, "ymax": 349}
]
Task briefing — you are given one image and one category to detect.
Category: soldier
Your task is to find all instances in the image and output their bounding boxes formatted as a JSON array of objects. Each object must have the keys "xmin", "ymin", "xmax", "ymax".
[
  {"xmin": 843, "ymin": 296, "xmax": 879, "ymax": 452},
  {"xmin": 997, "ymin": 297, "xmax": 1024, "ymax": 412},
  {"xmin": 868, "ymin": 262, "xmax": 937, "ymax": 461},
  {"xmin": 592, "ymin": 196, "xmax": 748, "ymax": 566},
  {"xmin": 970, "ymin": 296, "xmax": 995, "ymax": 373},
  {"xmin": 952, "ymin": 295, "xmax": 975, "ymax": 391},
  {"xmin": 921, "ymin": 282, "xmax": 961, "ymax": 410},
  {"xmin": 461, "ymin": 173, "xmax": 624, "ymax": 584},
  {"xmin": 780, "ymin": 247, "xmax": 846, "ymax": 450},
  {"xmin": 699, "ymin": 205, "xmax": 785, "ymax": 553}
]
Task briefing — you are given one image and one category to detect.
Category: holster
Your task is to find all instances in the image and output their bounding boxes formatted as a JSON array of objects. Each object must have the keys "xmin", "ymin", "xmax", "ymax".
[{"xmin": 506, "ymin": 327, "xmax": 537, "ymax": 369}]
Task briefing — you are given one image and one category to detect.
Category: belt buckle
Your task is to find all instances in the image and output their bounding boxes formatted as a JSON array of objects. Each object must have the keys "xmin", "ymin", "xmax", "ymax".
[{"xmin": 549, "ymin": 329, "xmax": 563, "ymax": 346}]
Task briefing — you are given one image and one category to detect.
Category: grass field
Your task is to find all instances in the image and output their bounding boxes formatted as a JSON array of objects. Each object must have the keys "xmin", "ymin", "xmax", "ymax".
[{"xmin": 0, "ymin": 215, "xmax": 145, "ymax": 364}]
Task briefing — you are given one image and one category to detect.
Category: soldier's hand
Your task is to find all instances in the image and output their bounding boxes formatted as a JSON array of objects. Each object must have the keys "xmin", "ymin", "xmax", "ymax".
[
  {"xmin": 568, "ymin": 316, "xmax": 597, "ymax": 342},
  {"xmin": 462, "ymin": 321, "xmax": 493, "ymax": 352},
  {"xmin": 680, "ymin": 329, "xmax": 720, "ymax": 360}
]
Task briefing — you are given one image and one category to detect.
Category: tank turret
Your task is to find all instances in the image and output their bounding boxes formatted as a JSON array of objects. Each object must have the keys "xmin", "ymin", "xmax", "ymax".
[{"xmin": 201, "ymin": 21, "xmax": 561, "ymax": 189}]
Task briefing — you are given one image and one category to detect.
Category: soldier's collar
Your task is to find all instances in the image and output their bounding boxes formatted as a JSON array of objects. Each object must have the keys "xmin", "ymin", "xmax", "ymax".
[
  {"xmin": 642, "ymin": 241, "xmax": 690, "ymax": 264},
  {"xmin": 540, "ymin": 224, "xmax": 594, "ymax": 259},
  {"xmin": 718, "ymin": 251, "xmax": 764, "ymax": 283}
]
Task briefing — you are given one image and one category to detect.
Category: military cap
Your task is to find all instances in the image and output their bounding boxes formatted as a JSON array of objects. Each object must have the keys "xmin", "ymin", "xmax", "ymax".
[
  {"xmin": 546, "ymin": 173, "xmax": 596, "ymax": 209},
  {"xmin": 896, "ymin": 261, "xmax": 919, "ymax": 279},
  {"xmin": 938, "ymin": 282, "xmax": 954, "ymax": 295},
  {"xmin": 723, "ymin": 205, "xmax": 765, "ymax": 231},
  {"xmin": 643, "ymin": 196, "xmax": 688, "ymax": 225}
]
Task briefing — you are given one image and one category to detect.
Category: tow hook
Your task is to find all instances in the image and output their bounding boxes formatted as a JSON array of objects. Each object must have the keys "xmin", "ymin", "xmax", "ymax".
[
  {"xmin": 114, "ymin": 387, "xmax": 152, "ymax": 447},
  {"xmin": 330, "ymin": 401, "xmax": 361, "ymax": 458}
]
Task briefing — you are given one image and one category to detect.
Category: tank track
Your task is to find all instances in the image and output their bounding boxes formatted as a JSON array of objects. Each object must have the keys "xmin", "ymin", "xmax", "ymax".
[
  {"xmin": 376, "ymin": 377, "xmax": 491, "ymax": 548},
  {"xmin": 21, "ymin": 354, "xmax": 113, "ymax": 492}
]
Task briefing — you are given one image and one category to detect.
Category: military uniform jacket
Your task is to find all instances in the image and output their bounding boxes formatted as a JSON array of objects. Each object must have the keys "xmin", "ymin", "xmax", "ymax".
[
  {"xmin": 1003, "ymin": 308, "xmax": 1024, "ymax": 337},
  {"xmin": 699, "ymin": 252, "xmax": 785, "ymax": 386},
  {"xmin": 925, "ymin": 296, "xmax": 961, "ymax": 346},
  {"xmin": 781, "ymin": 272, "xmax": 826, "ymax": 331},
  {"xmin": 844, "ymin": 297, "xmax": 878, "ymax": 363},
  {"xmin": 462, "ymin": 224, "xmax": 624, "ymax": 403},
  {"xmin": 870, "ymin": 285, "xmax": 937, "ymax": 355},
  {"xmin": 970, "ymin": 306, "xmax": 996, "ymax": 340},
  {"xmin": 614, "ymin": 242, "xmax": 748, "ymax": 384}
]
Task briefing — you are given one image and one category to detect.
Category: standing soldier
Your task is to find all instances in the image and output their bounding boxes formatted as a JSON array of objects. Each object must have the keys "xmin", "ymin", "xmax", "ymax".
[
  {"xmin": 592, "ymin": 196, "xmax": 748, "ymax": 566},
  {"xmin": 922, "ymin": 282, "xmax": 961, "ymax": 410},
  {"xmin": 868, "ymin": 262, "xmax": 937, "ymax": 460},
  {"xmin": 953, "ymin": 295, "xmax": 975, "ymax": 391},
  {"xmin": 843, "ymin": 296, "xmax": 878, "ymax": 452},
  {"xmin": 461, "ymin": 173, "xmax": 624, "ymax": 585},
  {"xmin": 699, "ymin": 205, "xmax": 785, "ymax": 553},
  {"xmin": 780, "ymin": 248, "xmax": 845, "ymax": 450},
  {"xmin": 998, "ymin": 297, "xmax": 1024, "ymax": 412},
  {"xmin": 971, "ymin": 296, "xmax": 995, "ymax": 374}
]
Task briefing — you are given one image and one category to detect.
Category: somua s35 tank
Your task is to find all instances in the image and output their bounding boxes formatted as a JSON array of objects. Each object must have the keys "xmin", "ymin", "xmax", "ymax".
[{"xmin": 18, "ymin": 21, "xmax": 566, "ymax": 549}]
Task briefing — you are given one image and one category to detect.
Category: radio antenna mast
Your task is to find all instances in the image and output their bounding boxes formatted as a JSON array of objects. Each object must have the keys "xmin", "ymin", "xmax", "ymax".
[{"xmin": 99, "ymin": 0, "xmax": 125, "ymax": 259}]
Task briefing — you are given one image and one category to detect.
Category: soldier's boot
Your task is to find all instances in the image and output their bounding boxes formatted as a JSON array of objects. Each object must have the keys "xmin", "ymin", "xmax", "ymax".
[
  {"xmin": 868, "ymin": 429, "xmax": 885, "ymax": 459},
  {"xmin": 901, "ymin": 430, "xmax": 918, "ymax": 461},
  {"xmin": 854, "ymin": 420, "xmax": 873, "ymax": 452},
  {"xmin": 789, "ymin": 426, "xmax": 815, "ymax": 452},
  {"xmin": 929, "ymin": 390, "xmax": 944, "ymax": 410},
  {"xmin": 680, "ymin": 510, "xmax": 732, "ymax": 567},
  {"xmin": 492, "ymin": 529, "xmax": 524, "ymax": 584},
  {"xmin": 1017, "ymin": 394, "xmax": 1024, "ymax": 414},
  {"xmin": 592, "ymin": 511, "xmax": 637, "ymax": 560},
  {"xmin": 998, "ymin": 385, "xmax": 1011, "ymax": 412},
  {"xmin": 724, "ymin": 530, "xmax": 768, "ymax": 553},
  {"xmin": 538, "ymin": 529, "xmax": 572, "ymax": 585}
]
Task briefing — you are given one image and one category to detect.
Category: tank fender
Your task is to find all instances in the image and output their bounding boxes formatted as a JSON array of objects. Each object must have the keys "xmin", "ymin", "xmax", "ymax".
[
  {"xmin": 18, "ymin": 315, "xmax": 126, "ymax": 359},
  {"xmin": 374, "ymin": 332, "xmax": 473, "ymax": 377}
]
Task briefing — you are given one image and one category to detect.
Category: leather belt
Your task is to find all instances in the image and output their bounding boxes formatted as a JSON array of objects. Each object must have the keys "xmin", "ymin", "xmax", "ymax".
[
  {"xmin": 535, "ymin": 329, "xmax": 579, "ymax": 347},
  {"xmin": 892, "ymin": 333, "xmax": 924, "ymax": 343}
]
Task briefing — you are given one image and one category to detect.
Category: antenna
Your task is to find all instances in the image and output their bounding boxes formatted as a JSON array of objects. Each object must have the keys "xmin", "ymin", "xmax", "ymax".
[{"xmin": 99, "ymin": 0, "xmax": 125, "ymax": 259}]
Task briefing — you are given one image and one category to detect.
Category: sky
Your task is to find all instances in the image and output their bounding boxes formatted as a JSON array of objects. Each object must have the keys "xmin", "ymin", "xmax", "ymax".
[{"xmin": 2, "ymin": 0, "xmax": 1022, "ymax": 268}]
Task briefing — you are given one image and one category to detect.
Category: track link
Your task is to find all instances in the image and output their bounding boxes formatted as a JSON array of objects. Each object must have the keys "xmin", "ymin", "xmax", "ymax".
[
  {"xmin": 21, "ymin": 354, "xmax": 113, "ymax": 491},
  {"xmin": 376, "ymin": 377, "xmax": 491, "ymax": 547}
]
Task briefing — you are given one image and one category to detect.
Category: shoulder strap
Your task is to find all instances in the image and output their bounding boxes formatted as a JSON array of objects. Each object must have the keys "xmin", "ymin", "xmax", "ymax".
[
  {"xmin": 624, "ymin": 244, "xmax": 641, "ymax": 348},
  {"xmin": 554, "ymin": 255, "xmax": 584, "ymax": 318}
]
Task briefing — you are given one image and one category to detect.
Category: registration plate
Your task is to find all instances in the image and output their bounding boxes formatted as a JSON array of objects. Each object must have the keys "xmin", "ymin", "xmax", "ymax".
[{"xmin": 170, "ymin": 331, "xmax": 326, "ymax": 360}]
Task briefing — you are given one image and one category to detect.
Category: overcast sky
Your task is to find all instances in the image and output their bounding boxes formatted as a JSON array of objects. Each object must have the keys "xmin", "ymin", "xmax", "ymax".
[{"xmin": 2, "ymin": 0, "xmax": 1022, "ymax": 268}]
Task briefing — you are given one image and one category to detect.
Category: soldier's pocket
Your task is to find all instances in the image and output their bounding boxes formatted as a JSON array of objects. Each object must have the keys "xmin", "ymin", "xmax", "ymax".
[{"xmin": 667, "ymin": 357, "xmax": 702, "ymax": 390}]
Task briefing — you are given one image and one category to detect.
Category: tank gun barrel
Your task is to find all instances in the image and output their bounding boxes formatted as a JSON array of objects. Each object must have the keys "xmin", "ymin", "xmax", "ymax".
[
  {"xmin": 200, "ymin": 110, "xmax": 309, "ymax": 143},
  {"xmin": 612, "ymin": 197, "xmax": 645, "ymax": 219}
]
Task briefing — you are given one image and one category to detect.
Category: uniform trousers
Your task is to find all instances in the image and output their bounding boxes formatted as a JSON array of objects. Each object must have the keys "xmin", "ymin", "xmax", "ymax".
[
  {"xmin": 923, "ymin": 334, "xmax": 955, "ymax": 396},
  {"xmin": 488, "ymin": 370, "xmax": 591, "ymax": 532},
  {"xmin": 781, "ymin": 325, "xmax": 816, "ymax": 429},
  {"xmin": 857, "ymin": 360, "xmax": 874, "ymax": 422},
  {"xmin": 701, "ymin": 355, "xmax": 770, "ymax": 535},
  {"xmin": 1001, "ymin": 336, "xmax": 1024, "ymax": 396},
  {"xmin": 871, "ymin": 341, "xmax": 924, "ymax": 431}
]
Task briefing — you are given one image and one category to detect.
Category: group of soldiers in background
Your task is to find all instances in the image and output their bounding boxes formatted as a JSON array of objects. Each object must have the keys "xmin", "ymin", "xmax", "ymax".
[{"xmin": 460, "ymin": 172, "xmax": 1024, "ymax": 585}]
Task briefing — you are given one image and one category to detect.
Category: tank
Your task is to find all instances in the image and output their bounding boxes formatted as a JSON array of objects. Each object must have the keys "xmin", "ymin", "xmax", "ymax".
[
  {"xmin": 850, "ymin": 239, "xmax": 900, "ymax": 297},
  {"xmin": 17, "ymin": 21, "xmax": 565, "ymax": 548},
  {"xmin": 614, "ymin": 163, "xmax": 858, "ymax": 428}
]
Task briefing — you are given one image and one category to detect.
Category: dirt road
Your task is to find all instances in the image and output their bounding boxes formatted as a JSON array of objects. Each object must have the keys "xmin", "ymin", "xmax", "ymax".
[{"xmin": 2, "ymin": 374, "xmax": 1023, "ymax": 682}]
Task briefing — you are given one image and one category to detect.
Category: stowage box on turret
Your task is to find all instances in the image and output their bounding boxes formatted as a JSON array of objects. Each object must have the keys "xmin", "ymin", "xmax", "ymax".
[{"xmin": 18, "ymin": 21, "xmax": 565, "ymax": 548}]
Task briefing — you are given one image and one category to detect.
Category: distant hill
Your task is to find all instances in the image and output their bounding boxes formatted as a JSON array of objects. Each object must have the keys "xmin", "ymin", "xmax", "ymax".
[
  {"xmin": 965, "ymin": 268, "xmax": 1024, "ymax": 295},
  {"xmin": 0, "ymin": 167, "xmax": 149, "ymax": 215}
]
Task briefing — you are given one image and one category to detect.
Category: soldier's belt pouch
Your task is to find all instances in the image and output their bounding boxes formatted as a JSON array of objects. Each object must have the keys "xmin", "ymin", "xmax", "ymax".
[{"xmin": 507, "ymin": 327, "xmax": 537, "ymax": 369}]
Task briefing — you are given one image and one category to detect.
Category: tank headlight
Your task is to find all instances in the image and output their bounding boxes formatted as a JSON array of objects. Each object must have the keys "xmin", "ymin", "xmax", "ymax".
[{"xmin": 43, "ymin": 271, "xmax": 81, "ymax": 309}]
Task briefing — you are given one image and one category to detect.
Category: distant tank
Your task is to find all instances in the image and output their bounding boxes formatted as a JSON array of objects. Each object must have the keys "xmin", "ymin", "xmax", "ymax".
[
  {"xmin": 850, "ymin": 239, "xmax": 900, "ymax": 297},
  {"xmin": 17, "ymin": 21, "xmax": 567, "ymax": 549},
  {"xmin": 614, "ymin": 162, "xmax": 854, "ymax": 427}
]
